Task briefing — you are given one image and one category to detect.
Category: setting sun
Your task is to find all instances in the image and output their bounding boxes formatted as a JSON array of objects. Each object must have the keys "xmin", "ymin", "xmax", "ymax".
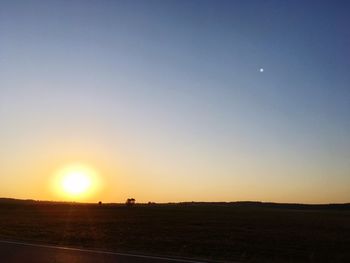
[
  {"xmin": 61, "ymin": 172, "xmax": 91, "ymax": 195},
  {"xmin": 52, "ymin": 163, "xmax": 102, "ymax": 201}
]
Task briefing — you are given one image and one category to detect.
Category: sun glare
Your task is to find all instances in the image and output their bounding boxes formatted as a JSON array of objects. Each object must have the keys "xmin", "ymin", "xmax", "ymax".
[
  {"xmin": 52, "ymin": 163, "xmax": 101, "ymax": 201},
  {"xmin": 62, "ymin": 172, "xmax": 91, "ymax": 195}
]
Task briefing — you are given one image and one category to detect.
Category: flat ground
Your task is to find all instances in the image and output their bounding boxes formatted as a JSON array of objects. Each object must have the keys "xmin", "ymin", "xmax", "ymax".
[
  {"xmin": 0, "ymin": 201, "xmax": 349, "ymax": 262},
  {"xmin": 0, "ymin": 240, "xmax": 203, "ymax": 263}
]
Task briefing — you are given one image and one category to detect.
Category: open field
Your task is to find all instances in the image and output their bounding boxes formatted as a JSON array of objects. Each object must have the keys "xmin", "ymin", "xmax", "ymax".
[
  {"xmin": 0, "ymin": 200, "xmax": 349, "ymax": 262},
  {"xmin": 0, "ymin": 240, "xmax": 203, "ymax": 263}
]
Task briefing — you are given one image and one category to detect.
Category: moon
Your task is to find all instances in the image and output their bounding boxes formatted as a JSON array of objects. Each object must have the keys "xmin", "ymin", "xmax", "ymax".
[{"xmin": 259, "ymin": 68, "xmax": 264, "ymax": 72}]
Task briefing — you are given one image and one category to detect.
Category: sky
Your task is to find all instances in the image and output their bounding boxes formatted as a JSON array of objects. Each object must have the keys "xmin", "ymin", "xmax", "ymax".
[{"xmin": 0, "ymin": 0, "xmax": 349, "ymax": 203}]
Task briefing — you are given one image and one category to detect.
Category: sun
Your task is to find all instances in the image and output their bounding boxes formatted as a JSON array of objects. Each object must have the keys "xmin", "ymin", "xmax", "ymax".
[
  {"xmin": 52, "ymin": 163, "xmax": 102, "ymax": 201},
  {"xmin": 61, "ymin": 171, "xmax": 91, "ymax": 195}
]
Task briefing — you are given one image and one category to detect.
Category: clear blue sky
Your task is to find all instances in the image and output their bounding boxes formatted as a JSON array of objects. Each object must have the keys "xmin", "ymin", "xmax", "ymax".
[{"xmin": 0, "ymin": 0, "xmax": 349, "ymax": 203}]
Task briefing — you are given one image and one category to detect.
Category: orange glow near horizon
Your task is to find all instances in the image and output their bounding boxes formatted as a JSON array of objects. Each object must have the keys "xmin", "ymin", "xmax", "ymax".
[{"xmin": 52, "ymin": 163, "xmax": 102, "ymax": 201}]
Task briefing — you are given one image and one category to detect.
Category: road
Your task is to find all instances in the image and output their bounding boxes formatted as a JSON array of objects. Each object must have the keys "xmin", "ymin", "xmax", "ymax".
[{"xmin": 0, "ymin": 240, "xmax": 205, "ymax": 263}]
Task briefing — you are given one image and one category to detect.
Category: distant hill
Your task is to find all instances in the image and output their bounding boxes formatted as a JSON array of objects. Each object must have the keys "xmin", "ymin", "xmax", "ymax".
[
  {"xmin": 178, "ymin": 201, "xmax": 350, "ymax": 210},
  {"xmin": 0, "ymin": 198, "xmax": 35, "ymax": 204},
  {"xmin": 0, "ymin": 197, "xmax": 349, "ymax": 210},
  {"xmin": 0, "ymin": 198, "xmax": 72, "ymax": 205}
]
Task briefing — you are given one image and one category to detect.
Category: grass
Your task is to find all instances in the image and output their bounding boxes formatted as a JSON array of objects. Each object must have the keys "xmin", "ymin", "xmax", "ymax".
[{"xmin": 0, "ymin": 200, "xmax": 349, "ymax": 262}]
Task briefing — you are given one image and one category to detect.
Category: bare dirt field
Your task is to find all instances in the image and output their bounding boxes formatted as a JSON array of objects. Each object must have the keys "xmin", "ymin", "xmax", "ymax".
[{"xmin": 0, "ymin": 200, "xmax": 349, "ymax": 262}]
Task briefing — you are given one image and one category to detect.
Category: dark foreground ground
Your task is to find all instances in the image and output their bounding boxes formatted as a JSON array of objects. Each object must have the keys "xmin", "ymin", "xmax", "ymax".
[
  {"xmin": 0, "ymin": 200, "xmax": 349, "ymax": 262},
  {"xmin": 0, "ymin": 240, "xmax": 203, "ymax": 263}
]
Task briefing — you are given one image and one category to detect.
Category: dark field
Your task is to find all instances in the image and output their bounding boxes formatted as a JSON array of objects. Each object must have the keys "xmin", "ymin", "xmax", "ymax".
[{"xmin": 0, "ymin": 200, "xmax": 349, "ymax": 262}]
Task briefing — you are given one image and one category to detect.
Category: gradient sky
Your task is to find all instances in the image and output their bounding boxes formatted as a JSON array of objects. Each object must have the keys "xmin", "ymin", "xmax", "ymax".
[{"xmin": 1, "ymin": 0, "xmax": 349, "ymax": 203}]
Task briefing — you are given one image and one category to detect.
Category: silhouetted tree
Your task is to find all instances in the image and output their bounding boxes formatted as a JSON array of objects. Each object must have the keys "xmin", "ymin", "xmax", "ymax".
[
  {"xmin": 98, "ymin": 201, "xmax": 102, "ymax": 205},
  {"xmin": 126, "ymin": 198, "xmax": 135, "ymax": 206}
]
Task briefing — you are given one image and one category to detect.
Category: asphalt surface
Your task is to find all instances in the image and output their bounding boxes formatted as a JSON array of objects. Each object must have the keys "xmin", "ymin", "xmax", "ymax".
[{"xmin": 0, "ymin": 240, "xmax": 205, "ymax": 263}]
